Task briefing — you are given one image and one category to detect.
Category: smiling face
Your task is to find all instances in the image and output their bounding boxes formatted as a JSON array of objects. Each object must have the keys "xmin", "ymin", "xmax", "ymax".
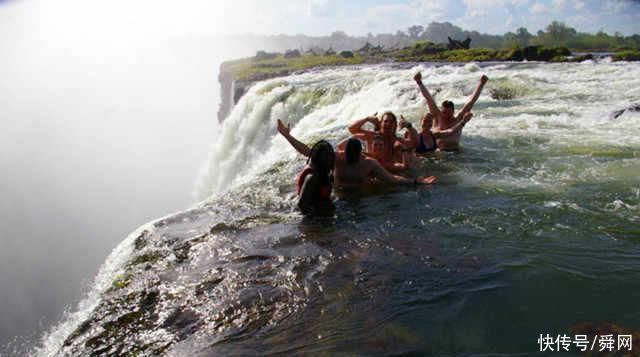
[
  {"xmin": 381, "ymin": 112, "xmax": 397, "ymax": 135},
  {"xmin": 441, "ymin": 101, "xmax": 454, "ymax": 121}
]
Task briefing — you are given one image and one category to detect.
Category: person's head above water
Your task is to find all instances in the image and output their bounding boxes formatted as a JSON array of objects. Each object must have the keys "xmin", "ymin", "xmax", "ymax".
[
  {"xmin": 345, "ymin": 137, "xmax": 362, "ymax": 165},
  {"xmin": 441, "ymin": 100, "xmax": 455, "ymax": 120},
  {"xmin": 421, "ymin": 113, "xmax": 434, "ymax": 131},
  {"xmin": 370, "ymin": 134, "xmax": 385, "ymax": 158},
  {"xmin": 380, "ymin": 111, "xmax": 397, "ymax": 136},
  {"xmin": 309, "ymin": 140, "xmax": 335, "ymax": 177}
]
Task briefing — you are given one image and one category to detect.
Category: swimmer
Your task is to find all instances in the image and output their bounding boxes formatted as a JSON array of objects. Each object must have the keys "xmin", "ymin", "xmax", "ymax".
[
  {"xmin": 414, "ymin": 72, "xmax": 488, "ymax": 151},
  {"xmin": 348, "ymin": 112, "xmax": 417, "ymax": 171},
  {"xmin": 415, "ymin": 113, "xmax": 437, "ymax": 155},
  {"xmin": 296, "ymin": 140, "xmax": 335, "ymax": 216},
  {"xmin": 276, "ymin": 119, "xmax": 436, "ymax": 197}
]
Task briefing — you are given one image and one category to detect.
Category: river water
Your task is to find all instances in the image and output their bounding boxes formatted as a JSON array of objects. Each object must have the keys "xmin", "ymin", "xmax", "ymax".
[{"xmin": 39, "ymin": 61, "xmax": 640, "ymax": 355}]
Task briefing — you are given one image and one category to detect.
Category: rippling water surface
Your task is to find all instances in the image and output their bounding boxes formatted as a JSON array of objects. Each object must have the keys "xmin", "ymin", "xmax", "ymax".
[{"xmin": 38, "ymin": 61, "xmax": 640, "ymax": 356}]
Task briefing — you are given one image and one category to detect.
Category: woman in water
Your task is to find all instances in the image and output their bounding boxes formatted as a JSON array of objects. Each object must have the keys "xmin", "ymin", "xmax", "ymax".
[
  {"xmin": 415, "ymin": 113, "xmax": 437, "ymax": 155},
  {"xmin": 276, "ymin": 119, "xmax": 436, "ymax": 214},
  {"xmin": 348, "ymin": 112, "xmax": 418, "ymax": 172},
  {"xmin": 296, "ymin": 140, "xmax": 335, "ymax": 216}
]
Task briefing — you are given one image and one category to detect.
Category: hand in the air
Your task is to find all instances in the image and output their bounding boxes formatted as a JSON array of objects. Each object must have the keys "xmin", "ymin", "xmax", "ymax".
[
  {"xmin": 398, "ymin": 114, "xmax": 408, "ymax": 129},
  {"xmin": 276, "ymin": 119, "xmax": 290, "ymax": 136}
]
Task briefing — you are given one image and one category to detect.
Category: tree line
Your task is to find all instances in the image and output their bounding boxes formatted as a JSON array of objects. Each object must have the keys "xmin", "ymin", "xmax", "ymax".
[{"xmin": 224, "ymin": 21, "xmax": 639, "ymax": 54}]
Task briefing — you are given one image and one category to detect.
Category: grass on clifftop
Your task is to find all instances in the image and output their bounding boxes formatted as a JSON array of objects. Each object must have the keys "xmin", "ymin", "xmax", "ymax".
[
  {"xmin": 222, "ymin": 53, "xmax": 364, "ymax": 82},
  {"xmin": 222, "ymin": 43, "xmax": 638, "ymax": 84}
]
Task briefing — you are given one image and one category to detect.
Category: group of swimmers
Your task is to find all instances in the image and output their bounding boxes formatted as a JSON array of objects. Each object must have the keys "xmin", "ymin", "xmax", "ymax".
[{"xmin": 276, "ymin": 71, "xmax": 489, "ymax": 215}]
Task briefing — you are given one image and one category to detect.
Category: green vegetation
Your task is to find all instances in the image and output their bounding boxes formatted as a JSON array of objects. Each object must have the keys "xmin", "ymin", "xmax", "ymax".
[
  {"xmin": 399, "ymin": 21, "xmax": 640, "ymax": 51},
  {"xmin": 220, "ymin": 21, "xmax": 639, "ymax": 96},
  {"xmin": 223, "ymin": 43, "xmax": 587, "ymax": 84},
  {"xmin": 110, "ymin": 273, "xmax": 133, "ymax": 290},
  {"xmin": 221, "ymin": 53, "xmax": 363, "ymax": 82},
  {"xmin": 129, "ymin": 251, "xmax": 165, "ymax": 266},
  {"xmin": 614, "ymin": 50, "xmax": 640, "ymax": 61}
]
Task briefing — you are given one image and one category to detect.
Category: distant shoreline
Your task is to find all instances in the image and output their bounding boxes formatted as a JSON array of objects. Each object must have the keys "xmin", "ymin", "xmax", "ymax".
[{"xmin": 216, "ymin": 45, "xmax": 640, "ymax": 122}]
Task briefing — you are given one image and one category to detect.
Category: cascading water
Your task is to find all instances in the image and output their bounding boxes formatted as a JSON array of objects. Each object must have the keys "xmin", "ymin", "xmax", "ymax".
[{"xmin": 37, "ymin": 61, "xmax": 640, "ymax": 356}]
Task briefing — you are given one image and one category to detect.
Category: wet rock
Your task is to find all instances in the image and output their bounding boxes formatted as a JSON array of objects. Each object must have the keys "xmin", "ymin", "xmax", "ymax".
[
  {"xmin": 611, "ymin": 104, "xmax": 640, "ymax": 119},
  {"xmin": 134, "ymin": 229, "xmax": 150, "ymax": 250},
  {"xmin": 162, "ymin": 308, "xmax": 202, "ymax": 340},
  {"xmin": 195, "ymin": 276, "xmax": 225, "ymax": 296}
]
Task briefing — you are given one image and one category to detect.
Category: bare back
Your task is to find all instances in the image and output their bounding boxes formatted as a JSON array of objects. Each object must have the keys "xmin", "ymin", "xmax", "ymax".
[{"xmin": 333, "ymin": 154, "xmax": 393, "ymax": 188}]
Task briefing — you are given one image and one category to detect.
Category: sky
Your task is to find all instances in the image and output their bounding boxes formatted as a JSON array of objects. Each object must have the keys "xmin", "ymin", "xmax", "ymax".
[{"xmin": 2, "ymin": 0, "xmax": 639, "ymax": 42}]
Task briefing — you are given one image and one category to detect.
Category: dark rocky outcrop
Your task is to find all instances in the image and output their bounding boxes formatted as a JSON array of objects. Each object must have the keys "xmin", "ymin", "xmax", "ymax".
[
  {"xmin": 339, "ymin": 50, "xmax": 354, "ymax": 58},
  {"xmin": 447, "ymin": 36, "xmax": 471, "ymax": 50},
  {"xmin": 284, "ymin": 49, "xmax": 301, "ymax": 58}
]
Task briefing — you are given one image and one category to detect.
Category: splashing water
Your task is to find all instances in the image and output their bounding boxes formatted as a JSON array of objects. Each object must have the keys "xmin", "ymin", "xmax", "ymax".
[{"xmin": 37, "ymin": 61, "xmax": 640, "ymax": 356}]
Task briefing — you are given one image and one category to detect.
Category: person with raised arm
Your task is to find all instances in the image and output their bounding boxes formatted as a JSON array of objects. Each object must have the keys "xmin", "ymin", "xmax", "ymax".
[
  {"xmin": 276, "ymin": 119, "xmax": 436, "ymax": 212},
  {"xmin": 414, "ymin": 72, "xmax": 488, "ymax": 152},
  {"xmin": 347, "ymin": 111, "xmax": 418, "ymax": 172}
]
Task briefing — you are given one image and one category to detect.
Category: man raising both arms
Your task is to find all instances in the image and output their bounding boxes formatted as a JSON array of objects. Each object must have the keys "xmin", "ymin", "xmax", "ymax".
[{"xmin": 413, "ymin": 72, "xmax": 488, "ymax": 152}]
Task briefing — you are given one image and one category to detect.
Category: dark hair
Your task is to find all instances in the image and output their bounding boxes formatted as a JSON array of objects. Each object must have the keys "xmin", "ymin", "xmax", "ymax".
[
  {"xmin": 345, "ymin": 137, "xmax": 362, "ymax": 165},
  {"xmin": 442, "ymin": 100, "xmax": 454, "ymax": 110},
  {"xmin": 382, "ymin": 111, "xmax": 397, "ymax": 124},
  {"xmin": 308, "ymin": 140, "xmax": 334, "ymax": 183}
]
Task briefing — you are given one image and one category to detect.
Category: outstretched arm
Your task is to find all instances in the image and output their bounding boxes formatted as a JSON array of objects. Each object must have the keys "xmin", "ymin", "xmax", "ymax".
[
  {"xmin": 348, "ymin": 113, "xmax": 379, "ymax": 136},
  {"xmin": 458, "ymin": 75, "xmax": 488, "ymax": 116},
  {"xmin": 369, "ymin": 159, "xmax": 437, "ymax": 184},
  {"xmin": 414, "ymin": 72, "xmax": 441, "ymax": 119},
  {"xmin": 432, "ymin": 112, "xmax": 473, "ymax": 138},
  {"xmin": 277, "ymin": 119, "xmax": 311, "ymax": 157}
]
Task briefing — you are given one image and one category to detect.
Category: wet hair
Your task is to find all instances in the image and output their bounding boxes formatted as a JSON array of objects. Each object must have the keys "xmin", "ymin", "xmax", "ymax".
[
  {"xmin": 308, "ymin": 140, "xmax": 334, "ymax": 182},
  {"xmin": 442, "ymin": 100, "xmax": 454, "ymax": 110},
  {"xmin": 345, "ymin": 137, "xmax": 362, "ymax": 165},
  {"xmin": 381, "ymin": 111, "xmax": 397, "ymax": 124},
  {"xmin": 380, "ymin": 111, "xmax": 398, "ymax": 133}
]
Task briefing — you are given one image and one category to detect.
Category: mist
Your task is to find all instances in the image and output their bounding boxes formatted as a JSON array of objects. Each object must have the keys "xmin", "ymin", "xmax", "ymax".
[{"xmin": 0, "ymin": 0, "xmax": 257, "ymax": 349}]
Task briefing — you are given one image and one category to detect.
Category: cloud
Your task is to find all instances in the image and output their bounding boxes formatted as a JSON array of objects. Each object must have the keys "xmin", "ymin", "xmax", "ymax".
[
  {"xmin": 364, "ymin": 0, "xmax": 449, "ymax": 33},
  {"xmin": 601, "ymin": 0, "xmax": 629, "ymax": 14},
  {"xmin": 463, "ymin": 0, "xmax": 506, "ymax": 17},
  {"xmin": 573, "ymin": 0, "xmax": 585, "ymax": 11},
  {"xmin": 530, "ymin": 2, "xmax": 548, "ymax": 14},
  {"xmin": 505, "ymin": 13, "xmax": 515, "ymax": 27},
  {"xmin": 307, "ymin": 0, "xmax": 335, "ymax": 17},
  {"xmin": 552, "ymin": 0, "xmax": 566, "ymax": 11}
]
